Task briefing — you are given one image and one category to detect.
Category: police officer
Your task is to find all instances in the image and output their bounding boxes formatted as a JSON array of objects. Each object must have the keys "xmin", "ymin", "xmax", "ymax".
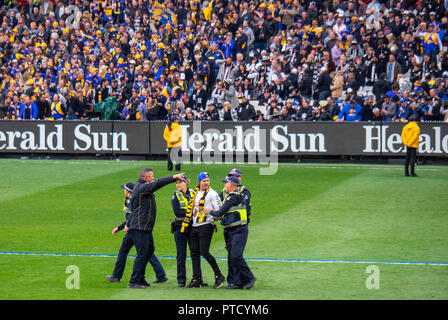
[
  {"xmin": 219, "ymin": 168, "xmax": 252, "ymax": 224},
  {"xmin": 171, "ymin": 176, "xmax": 193, "ymax": 287},
  {"xmin": 106, "ymin": 182, "xmax": 168, "ymax": 284},
  {"xmin": 204, "ymin": 175, "xmax": 256, "ymax": 289}
]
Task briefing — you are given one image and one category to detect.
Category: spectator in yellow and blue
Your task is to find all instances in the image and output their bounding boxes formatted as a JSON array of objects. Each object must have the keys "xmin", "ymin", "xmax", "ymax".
[
  {"xmin": 8, "ymin": 94, "xmax": 22, "ymax": 120},
  {"xmin": 394, "ymin": 98, "xmax": 411, "ymax": 122},
  {"xmin": 235, "ymin": 27, "xmax": 248, "ymax": 57},
  {"xmin": 337, "ymin": 99, "xmax": 363, "ymax": 122},
  {"xmin": 212, "ymin": 33, "xmax": 225, "ymax": 50},
  {"xmin": 418, "ymin": 96, "xmax": 431, "ymax": 121},
  {"xmin": 153, "ymin": 59, "xmax": 164, "ymax": 82},
  {"xmin": 221, "ymin": 32, "xmax": 235, "ymax": 59},
  {"xmin": 346, "ymin": 16, "xmax": 361, "ymax": 41},
  {"xmin": 196, "ymin": 56, "xmax": 210, "ymax": 84},
  {"xmin": 205, "ymin": 42, "xmax": 224, "ymax": 83},
  {"xmin": 9, "ymin": 59, "xmax": 20, "ymax": 77},
  {"xmin": 17, "ymin": 95, "xmax": 38, "ymax": 120},
  {"xmin": 156, "ymin": 43, "xmax": 166, "ymax": 60}
]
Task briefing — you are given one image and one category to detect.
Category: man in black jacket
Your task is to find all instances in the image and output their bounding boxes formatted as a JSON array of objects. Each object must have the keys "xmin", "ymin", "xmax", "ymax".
[
  {"xmin": 315, "ymin": 68, "xmax": 332, "ymax": 101},
  {"xmin": 107, "ymin": 182, "xmax": 168, "ymax": 285},
  {"xmin": 125, "ymin": 168, "xmax": 184, "ymax": 288},
  {"xmin": 237, "ymin": 97, "xmax": 256, "ymax": 121}
]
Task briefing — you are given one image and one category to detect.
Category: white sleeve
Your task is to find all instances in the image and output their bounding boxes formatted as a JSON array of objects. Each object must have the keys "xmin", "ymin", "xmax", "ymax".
[{"xmin": 206, "ymin": 190, "xmax": 222, "ymax": 211}]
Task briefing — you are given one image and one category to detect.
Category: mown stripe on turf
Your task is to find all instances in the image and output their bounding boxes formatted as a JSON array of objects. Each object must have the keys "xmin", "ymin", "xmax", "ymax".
[{"xmin": 1, "ymin": 251, "xmax": 447, "ymax": 266}]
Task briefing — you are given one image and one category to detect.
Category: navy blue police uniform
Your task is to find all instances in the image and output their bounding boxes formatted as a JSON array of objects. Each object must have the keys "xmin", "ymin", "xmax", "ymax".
[
  {"xmin": 171, "ymin": 182, "xmax": 193, "ymax": 287},
  {"xmin": 211, "ymin": 176, "xmax": 256, "ymax": 289}
]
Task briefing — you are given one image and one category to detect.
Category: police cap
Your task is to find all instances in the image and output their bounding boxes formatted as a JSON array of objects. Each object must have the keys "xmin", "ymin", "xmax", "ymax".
[
  {"xmin": 228, "ymin": 168, "xmax": 243, "ymax": 177},
  {"xmin": 222, "ymin": 176, "xmax": 240, "ymax": 186},
  {"xmin": 121, "ymin": 182, "xmax": 135, "ymax": 192}
]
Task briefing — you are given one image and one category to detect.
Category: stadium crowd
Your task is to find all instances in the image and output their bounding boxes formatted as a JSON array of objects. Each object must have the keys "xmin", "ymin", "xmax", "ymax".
[{"xmin": 0, "ymin": 0, "xmax": 448, "ymax": 122}]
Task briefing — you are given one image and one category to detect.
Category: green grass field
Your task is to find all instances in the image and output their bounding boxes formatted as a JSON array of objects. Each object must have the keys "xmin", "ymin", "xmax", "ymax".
[{"xmin": 0, "ymin": 159, "xmax": 447, "ymax": 300}]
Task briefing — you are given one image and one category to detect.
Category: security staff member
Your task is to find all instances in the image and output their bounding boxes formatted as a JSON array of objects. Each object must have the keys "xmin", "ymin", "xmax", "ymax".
[
  {"xmin": 163, "ymin": 114, "xmax": 182, "ymax": 171},
  {"xmin": 401, "ymin": 114, "xmax": 421, "ymax": 177},
  {"xmin": 171, "ymin": 176, "xmax": 193, "ymax": 287},
  {"xmin": 204, "ymin": 175, "xmax": 256, "ymax": 289},
  {"xmin": 106, "ymin": 182, "xmax": 168, "ymax": 284},
  {"xmin": 180, "ymin": 172, "xmax": 226, "ymax": 289},
  {"xmin": 126, "ymin": 168, "xmax": 184, "ymax": 289},
  {"xmin": 219, "ymin": 168, "xmax": 252, "ymax": 224}
]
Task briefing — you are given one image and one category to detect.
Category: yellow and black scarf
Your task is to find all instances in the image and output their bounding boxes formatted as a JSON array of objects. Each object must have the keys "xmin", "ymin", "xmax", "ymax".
[{"xmin": 180, "ymin": 185, "xmax": 210, "ymax": 233}]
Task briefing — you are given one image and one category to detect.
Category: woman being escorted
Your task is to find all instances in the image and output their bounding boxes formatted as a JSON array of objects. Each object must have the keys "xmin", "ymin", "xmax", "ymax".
[{"xmin": 180, "ymin": 172, "xmax": 226, "ymax": 289}]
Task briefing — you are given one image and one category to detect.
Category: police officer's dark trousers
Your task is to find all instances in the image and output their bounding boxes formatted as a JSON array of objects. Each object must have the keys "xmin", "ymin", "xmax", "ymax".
[
  {"xmin": 128, "ymin": 229, "xmax": 155, "ymax": 284},
  {"xmin": 174, "ymin": 228, "xmax": 189, "ymax": 285},
  {"xmin": 112, "ymin": 233, "xmax": 134, "ymax": 280},
  {"xmin": 224, "ymin": 224, "xmax": 254, "ymax": 286}
]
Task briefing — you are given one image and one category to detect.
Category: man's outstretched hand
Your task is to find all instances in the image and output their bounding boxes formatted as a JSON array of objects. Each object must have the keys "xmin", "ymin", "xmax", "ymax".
[{"xmin": 173, "ymin": 173, "xmax": 185, "ymax": 181}]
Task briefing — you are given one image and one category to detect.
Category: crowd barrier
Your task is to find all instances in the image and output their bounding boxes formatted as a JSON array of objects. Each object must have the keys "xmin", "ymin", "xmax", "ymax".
[{"xmin": 0, "ymin": 120, "xmax": 447, "ymax": 158}]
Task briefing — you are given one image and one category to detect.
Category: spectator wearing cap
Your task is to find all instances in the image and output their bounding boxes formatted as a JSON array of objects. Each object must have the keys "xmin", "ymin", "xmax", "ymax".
[
  {"xmin": 203, "ymin": 102, "xmax": 220, "ymax": 121},
  {"xmin": 347, "ymin": 40, "xmax": 364, "ymax": 62},
  {"xmin": 296, "ymin": 99, "xmax": 314, "ymax": 121},
  {"xmin": 137, "ymin": 95, "xmax": 148, "ymax": 121},
  {"xmin": 401, "ymin": 114, "xmax": 421, "ymax": 177},
  {"xmin": 417, "ymin": 21, "xmax": 443, "ymax": 58},
  {"xmin": 107, "ymin": 182, "xmax": 168, "ymax": 285},
  {"xmin": 163, "ymin": 115, "xmax": 182, "ymax": 172},
  {"xmin": 180, "ymin": 172, "xmax": 226, "ymax": 289},
  {"xmin": 187, "ymin": 80, "xmax": 208, "ymax": 112},
  {"xmin": 381, "ymin": 92, "xmax": 398, "ymax": 121},
  {"xmin": 337, "ymin": 99, "xmax": 363, "ymax": 122},
  {"xmin": 204, "ymin": 174, "xmax": 256, "ymax": 290},
  {"xmin": 237, "ymin": 96, "xmax": 257, "ymax": 121},
  {"xmin": 65, "ymin": 91, "xmax": 85, "ymax": 120},
  {"xmin": 170, "ymin": 175, "xmax": 193, "ymax": 287},
  {"xmin": 394, "ymin": 98, "xmax": 411, "ymax": 122}
]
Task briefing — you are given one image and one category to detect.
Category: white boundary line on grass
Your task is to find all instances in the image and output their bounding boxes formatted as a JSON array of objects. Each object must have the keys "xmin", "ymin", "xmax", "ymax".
[
  {"xmin": 1, "ymin": 251, "xmax": 447, "ymax": 266},
  {"xmin": 8, "ymin": 160, "xmax": 448, "ymax": 171}
]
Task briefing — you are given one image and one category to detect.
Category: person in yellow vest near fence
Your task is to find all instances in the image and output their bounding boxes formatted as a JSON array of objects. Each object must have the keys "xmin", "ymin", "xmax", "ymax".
[
  {"xmin": 401, "ymin": 114, "xmax": 421, "ymax": 177},
  {"xmin": 204, "ymin": 175, "xmax": 256, "ymax": 290},
  {"xmin": 163, "ymin": 115, "xmax": 182, "ymax": 171}
]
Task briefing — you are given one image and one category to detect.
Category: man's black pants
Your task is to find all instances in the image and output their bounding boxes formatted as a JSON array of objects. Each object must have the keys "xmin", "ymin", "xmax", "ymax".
[
  {"xmin": 128, "ymin": 229, "xmax": 154, "ymax": 284},
  {"xmin": 405, "ymin": 147, "xmax": 417, "ymax": 175},
  {"xmin": 189, "ymin": 224, "xmax": 222, "ymax": 282}
]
